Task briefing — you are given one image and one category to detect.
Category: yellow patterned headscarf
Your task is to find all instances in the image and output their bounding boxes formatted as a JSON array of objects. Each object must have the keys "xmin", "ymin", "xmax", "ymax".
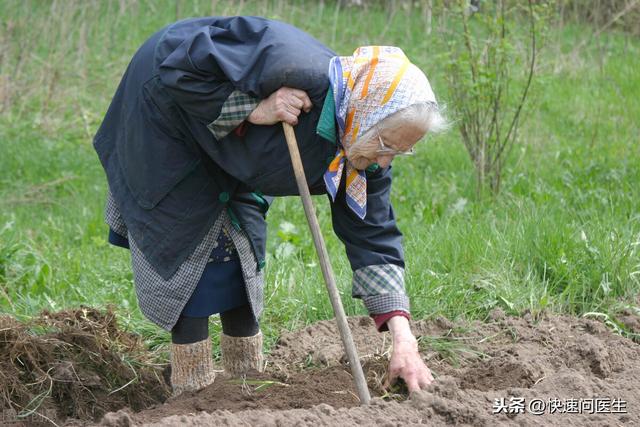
[{"xmin": 324, "ymin": 46, "xmax": 437, "ymax": 219}]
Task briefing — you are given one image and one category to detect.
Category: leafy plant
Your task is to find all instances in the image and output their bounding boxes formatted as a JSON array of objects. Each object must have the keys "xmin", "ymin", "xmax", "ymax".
[{"xmin": 444, "ymin": 0, "xmax": 540, "ymax": 197}]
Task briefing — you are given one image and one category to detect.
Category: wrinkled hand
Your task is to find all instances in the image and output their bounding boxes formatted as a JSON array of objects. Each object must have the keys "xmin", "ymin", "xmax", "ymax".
[
  {"xmin": 386, "ymin": 337, "xmax": 434, "ymax": 392},
  {"xmin": 385, "ymin": 316, "xmax": 434, "ymax": 393},
  {"xmin": 247, "ymin": 87, "xmax": 312, "ymax": 126}
]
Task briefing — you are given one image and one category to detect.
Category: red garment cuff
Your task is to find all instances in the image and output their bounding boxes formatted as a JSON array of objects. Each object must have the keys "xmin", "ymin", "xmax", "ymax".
[
  {"xmin": 234, "ymin": 121, "xmax": 248, "ymax": 137},
  {"xmin": 371, "ymin": 311, "xmax": 410, "ymax": 332}
]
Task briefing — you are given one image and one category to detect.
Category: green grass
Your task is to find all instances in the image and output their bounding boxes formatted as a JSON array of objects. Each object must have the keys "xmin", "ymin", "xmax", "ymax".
[{"xmin": 1, "ymin": 0, "xmax": 639, "ymax": 353}]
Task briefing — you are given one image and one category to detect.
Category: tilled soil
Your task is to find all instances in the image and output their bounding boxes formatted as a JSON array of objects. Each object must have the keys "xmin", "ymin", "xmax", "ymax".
[
  {"xmin": 1, "ymin": 308, "xmax": 638, "ymax": 426},
  {"xmin": 101, "ymin": 310, "xmax": 640, "ymax": 426}
]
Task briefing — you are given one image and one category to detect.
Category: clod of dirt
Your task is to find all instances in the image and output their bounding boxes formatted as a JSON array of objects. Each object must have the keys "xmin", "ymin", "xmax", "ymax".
[
  {"xmin": 99, "ymin": 409, "xmax": 134, "ymax": 427},
  {"xmin": 617, "ymin": 308, "xmax": 640, "ymax": 337},
  {"xmin": 0, "ymin": 307, "xmax": 169, "ymax": 425},
  {"xmin": 458, "ymin": 357, "xmax": 545, "ymax": 391}
]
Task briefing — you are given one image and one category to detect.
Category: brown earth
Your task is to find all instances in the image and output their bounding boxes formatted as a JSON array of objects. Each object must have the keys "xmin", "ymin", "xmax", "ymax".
[
  {"xmin": 1, "ymin": 308, "xmax": 639, "ymax": 426},
  {"xmin": 0, "ymin": 307, "xmax": 168, "ymax": 426}
]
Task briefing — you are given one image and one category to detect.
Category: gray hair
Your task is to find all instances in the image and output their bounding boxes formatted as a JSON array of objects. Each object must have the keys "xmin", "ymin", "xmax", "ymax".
[
  {"xmin": 378, "ymin": 102, "xmax": 449, "ymax": 135},
  {"xmin": 351, "ymin": 102, "xmax": 449, "ymax": 153}
]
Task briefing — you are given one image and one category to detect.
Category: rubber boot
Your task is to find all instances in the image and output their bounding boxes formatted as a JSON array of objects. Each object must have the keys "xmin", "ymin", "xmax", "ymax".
[
  {"xmin": 220, "ymin": 331, "xmax": 264, "ymax": 377},
  {"xmin": 170, "ymin": 338, "xmax": 216, "ymax": 396}
]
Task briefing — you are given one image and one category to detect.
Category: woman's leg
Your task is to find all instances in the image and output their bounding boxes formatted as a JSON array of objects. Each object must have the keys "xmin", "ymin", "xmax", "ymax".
[
  {"xmin": 172, "ymin": 315, "xmax": 209, "ymax": 343},
  {"xmin": 219, "ymin": 304, "xmax": 264, "ymax": 376},
  {"xmin": 220, "ymin": 304, "xmax": 259, "ymax": 337},
  {"xmin": 169, "ymin": 315, "xmax": 216, "ymax": 396}
]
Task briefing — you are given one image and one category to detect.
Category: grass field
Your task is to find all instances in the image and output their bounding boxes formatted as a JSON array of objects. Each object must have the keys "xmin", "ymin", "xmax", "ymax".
[{"xmin": 1, "ymin": 0, "xmax": 639, "ymax": 354}]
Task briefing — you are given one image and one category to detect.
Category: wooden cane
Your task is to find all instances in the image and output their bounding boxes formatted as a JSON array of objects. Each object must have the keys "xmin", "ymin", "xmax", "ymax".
[{"xmin": 282, "ymin": 122, "xmax": 371, "ymax": 405}]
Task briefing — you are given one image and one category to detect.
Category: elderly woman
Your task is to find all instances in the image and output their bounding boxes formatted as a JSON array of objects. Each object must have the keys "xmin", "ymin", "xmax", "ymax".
[{"xmin": 94, "ymin": 16, "xmax": 445, "ymax": 396}]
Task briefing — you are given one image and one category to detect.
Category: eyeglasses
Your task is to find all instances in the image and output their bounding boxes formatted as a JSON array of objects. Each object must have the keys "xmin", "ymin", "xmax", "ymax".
[{"xmin": 374, "ymin": 126, "xmax": 415, "ymax": 156}]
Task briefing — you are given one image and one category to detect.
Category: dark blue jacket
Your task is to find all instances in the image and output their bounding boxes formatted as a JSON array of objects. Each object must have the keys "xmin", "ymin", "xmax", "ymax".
[{"xmin": 94, "ymin": 17, "xmax": 404, "ymax": 280}]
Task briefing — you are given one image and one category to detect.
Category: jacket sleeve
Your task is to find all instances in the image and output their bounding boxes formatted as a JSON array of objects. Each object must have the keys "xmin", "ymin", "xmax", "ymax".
[
  {"xmin": 207, "ymin": 90, "xmax": 259, "ymax": 140},
  {"xmin": 157, "ymin": 21, "xmax": 263, "ymax": 134},
  {"xmin": 328, "ymin": 166, "xmax": 410, "ymax": 316},
  {"xmin": 157, "ymin": 17, "xmax": 332, "ymax": 137}
]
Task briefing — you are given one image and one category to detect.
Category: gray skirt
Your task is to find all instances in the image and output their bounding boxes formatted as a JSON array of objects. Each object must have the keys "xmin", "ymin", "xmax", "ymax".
[{"xmin": 105, "ymin": 193, "xmax": 264, "ymax": 331}]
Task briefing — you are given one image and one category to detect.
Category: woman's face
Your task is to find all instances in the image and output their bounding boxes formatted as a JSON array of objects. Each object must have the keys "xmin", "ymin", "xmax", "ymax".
[
  {"xmin": 347, "ymin": 147, "xmax": 394, "ymax": 170},
  {"xmin": 346, "ymin": 122, "xmax": 427, "ymax": 170}
]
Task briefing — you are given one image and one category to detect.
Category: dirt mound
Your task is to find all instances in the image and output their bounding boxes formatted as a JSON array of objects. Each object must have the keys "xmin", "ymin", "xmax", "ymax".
[
  {"xmin": 2, "ymin": 308, "xmax": 638, "ymax": 426},
  {"xmin": 99, "ymin": 310, "xmax": 639, "ymax": 426},
  {"xmin": 0, "ymin": 307, "xmax": 168, "ymax": 425}
]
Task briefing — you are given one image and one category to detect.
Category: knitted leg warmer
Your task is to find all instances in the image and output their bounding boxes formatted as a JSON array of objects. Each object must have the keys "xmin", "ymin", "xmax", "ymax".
[
  {"xmin": 220, "ymin": 331, "xmax": 264, "ymax": 377},
  {"xmin": 170, "ymin": 338, "xmax": 216, "ymax": 397}
]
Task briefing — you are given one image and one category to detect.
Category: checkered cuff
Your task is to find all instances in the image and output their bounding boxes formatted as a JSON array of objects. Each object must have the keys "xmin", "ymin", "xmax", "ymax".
[
  {"xmin": 207, "ymin": 90, "xmax": 259, "ymax": 140},
  {"xmin": 362, "ymin": 294, "xmax": 410, "ymax": 315},
  {"xmin": 352, "ymin": 264, "xmax": 410, "ymax": 314}
]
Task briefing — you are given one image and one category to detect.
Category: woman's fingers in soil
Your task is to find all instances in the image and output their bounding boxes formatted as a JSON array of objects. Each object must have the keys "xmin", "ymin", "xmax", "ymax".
[
  {"xmin": 385, "ymin": 365, "xmax": 434, "ymax": 393},
  {"xmin": 405, "ymin": 376, "xmax": 422, "ymax": 393},
  {"xmin": 418, "ymin": 372, "xmax": 434, "ymax": 389}
]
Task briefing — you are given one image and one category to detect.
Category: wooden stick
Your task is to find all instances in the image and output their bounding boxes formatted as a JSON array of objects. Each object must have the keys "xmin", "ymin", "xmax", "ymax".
[{"xmin": 282, "ymin": 122, "xmax": 371, "ymax": 405}]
